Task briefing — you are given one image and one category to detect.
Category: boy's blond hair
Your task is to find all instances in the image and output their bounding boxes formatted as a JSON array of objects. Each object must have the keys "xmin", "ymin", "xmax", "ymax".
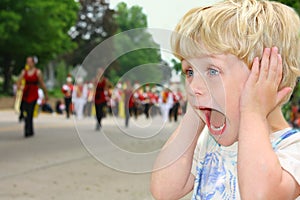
[{"xmin": 171, "ymin": 0, "xmax": 300, "ymax": 101}]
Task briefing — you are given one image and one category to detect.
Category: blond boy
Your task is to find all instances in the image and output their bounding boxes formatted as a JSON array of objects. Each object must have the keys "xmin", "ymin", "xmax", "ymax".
[{"xmin": 151, "ymin": 0, "xmax": 300, "ymax": 199}]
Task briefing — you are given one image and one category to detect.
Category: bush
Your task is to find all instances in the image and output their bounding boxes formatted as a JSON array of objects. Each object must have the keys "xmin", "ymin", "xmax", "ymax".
[{"xmin": 48, "ymin": 87, "xmax": 64, "ymax": 99}]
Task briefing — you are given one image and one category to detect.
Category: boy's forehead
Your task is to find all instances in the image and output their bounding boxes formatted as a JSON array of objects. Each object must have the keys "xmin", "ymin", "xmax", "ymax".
[
  {"xmin": 185, "ymin": 54, "xmax": 241, "ymax": 65},
  {"xmin": 185, "ymin": 54, "xmax": 225, "ymax": 66}
]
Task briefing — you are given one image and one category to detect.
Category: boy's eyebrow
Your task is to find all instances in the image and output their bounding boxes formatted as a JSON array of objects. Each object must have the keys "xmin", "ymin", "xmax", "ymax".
[
  {"xmin": 182, "ymin": 54, "xmax": 223, "ymax": 66},
  {"xmin": 209, "ymin": 54, "xmax": 221, "ymax": 59},
  {"xmin": 199, "ymin": 53, "xmax": 218, "ymax": 59}
]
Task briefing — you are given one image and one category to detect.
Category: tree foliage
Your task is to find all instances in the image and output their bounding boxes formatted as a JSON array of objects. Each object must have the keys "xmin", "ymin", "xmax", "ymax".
[
  {"xmin": 171, "ymin": 58, "xmax": 182, "ymax": 74},
  {"xmin": 65, "ymin": 0, "xmax": 117, "ymax": 66},
  {"xmin": 0, "ymin": 0, "xmax": 79, "ymax": 94},
  {"xmin": 114, "ymin": 2, "xmax": 148, "ymax": 31},
  {"xmin": 0, "ymin": 0, "xmax": 78, "ymax": 64},
  {"xmin": 107, "ymin": 2, "xmax": 168, "ymax": 85}
]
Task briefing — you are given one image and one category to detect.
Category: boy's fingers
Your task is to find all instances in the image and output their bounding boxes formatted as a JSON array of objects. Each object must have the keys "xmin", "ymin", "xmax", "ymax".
[
  {"xmin": 267, "ymin": 47, "xmax": 279, "ymax": 81},
  {"xmin": 259, "ymin": 48, "xmax": 271, "ymax": 82},
  {"xmin": 248, "ymin": 57, "xmax": 260, "ymax": 84},
  {"xmin": 275, "ymin": 54, "xmax": 283, "ymax": 87}
]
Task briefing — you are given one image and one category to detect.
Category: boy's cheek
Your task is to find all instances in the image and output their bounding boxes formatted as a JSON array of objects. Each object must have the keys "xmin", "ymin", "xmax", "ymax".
[{"xmin": 211, "ymin": 92, "xmax": 226, "ymax": 112}]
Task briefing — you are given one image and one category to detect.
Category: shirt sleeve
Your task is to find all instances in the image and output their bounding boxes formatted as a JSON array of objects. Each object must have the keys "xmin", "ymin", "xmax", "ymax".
[
  {"xmin": 275, "ymin": 132, "xmax": 300, "ymax": 185},
  {"xmin": 191, "ymin": 126, "xmax": 209, "ymax": 177}
]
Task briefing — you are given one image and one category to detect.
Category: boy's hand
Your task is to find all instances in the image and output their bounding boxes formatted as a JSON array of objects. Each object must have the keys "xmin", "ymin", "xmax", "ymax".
[{"xmin": 240, "ymin": 47, "xmax": 292, "ymax": 117}]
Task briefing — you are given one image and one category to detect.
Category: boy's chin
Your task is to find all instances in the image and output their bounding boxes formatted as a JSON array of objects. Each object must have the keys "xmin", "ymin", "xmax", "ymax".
[
  {"xmin": 217, "ymin": 139, "xmax": 236, "ymax": 147},
  {"xmin": 210, "ymin": 130, "xmax": 238, "ymax": 147}
]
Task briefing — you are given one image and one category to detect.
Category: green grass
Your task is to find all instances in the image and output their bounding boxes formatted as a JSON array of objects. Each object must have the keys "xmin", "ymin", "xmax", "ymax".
[{"xmin": 48, "ymin": 88, "xmax": 64, "ymax": 99}]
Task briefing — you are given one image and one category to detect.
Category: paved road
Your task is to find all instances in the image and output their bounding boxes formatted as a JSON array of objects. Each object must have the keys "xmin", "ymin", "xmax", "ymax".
[{"xmin": 0, "ymin": 110, "xmax": 191, "ymax": 200}]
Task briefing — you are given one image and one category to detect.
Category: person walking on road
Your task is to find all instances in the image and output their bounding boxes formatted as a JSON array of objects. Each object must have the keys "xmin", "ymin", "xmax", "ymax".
[
  {"xmin": 158, "ymin": 87, "xmax": 173, "ymax": 122},
  {"xmin": 124, "ymin": 81, "xmax": 135, "ymax": 128},
  {"xmin": 62, "ymin": 76, "xmax": 73, "ymax": 119},
  {"xmin": 72, "ymin": 77, "xmax": 88, "ymax": 120},
  {"xmin": 17, "ymin": 56, "xmax": 48, "ymax": 138},
  {"xmin": 94, "ymin": 68, "xmax": 109, "ymax": 130}
]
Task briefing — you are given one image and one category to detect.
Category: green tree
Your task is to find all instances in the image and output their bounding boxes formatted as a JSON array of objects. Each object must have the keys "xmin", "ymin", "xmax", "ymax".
[
  {"xmin": 107, "ymin": 2, "xmax": 168, "ymax": 85},
  {"xmin": 65, "ymin": 0, "xmax": 117, "ymax": 66},
  {"xmin": 0, "ymin": 0, "xmax": 79, "ymax": 94},
  {"xmin": 171, "ymin": 58, "xmax": 182, "ymax": 74},
  {"xmin": 115, "ymin": 2, "xmax": 148, "ymax": 31}
]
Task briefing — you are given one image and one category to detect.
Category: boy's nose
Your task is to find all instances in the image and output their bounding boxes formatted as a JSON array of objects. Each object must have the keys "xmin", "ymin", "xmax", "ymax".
[
  {"xmin": 186, "ymin": 73, "xmax": 212, "ymax": 106},
  {"xmin": 188, "ymin": 72, "xmax": 208, "ymax": 96}
]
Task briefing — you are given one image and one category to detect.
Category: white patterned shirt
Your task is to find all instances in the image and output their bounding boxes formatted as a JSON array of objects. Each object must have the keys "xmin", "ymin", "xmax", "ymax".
[{"xmin": 191, "ymin": 127, "xmax": 300, "ymax": 200}]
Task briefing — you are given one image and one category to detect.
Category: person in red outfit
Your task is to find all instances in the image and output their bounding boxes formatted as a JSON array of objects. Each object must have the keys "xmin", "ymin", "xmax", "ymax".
[
  {"xmin": 94, "ymin": 68, "xmax": 109, "ymax": 130},
  {"xmin": 17, "ymin": 56, "xmax": 48, "ymax": 138},
  {"xmin": 170, "ymin": 88, "xmax": 183, "ymax": 122},
  {"xmin": 61, "ymin": 76, "xmax": 73, "ymax": 119}
]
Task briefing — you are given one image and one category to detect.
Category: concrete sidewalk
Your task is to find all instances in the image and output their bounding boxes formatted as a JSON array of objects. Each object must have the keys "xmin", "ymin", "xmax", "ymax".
[{"xmin": 0, "ymin": 110, "xmax": 191, "ymax": 200}]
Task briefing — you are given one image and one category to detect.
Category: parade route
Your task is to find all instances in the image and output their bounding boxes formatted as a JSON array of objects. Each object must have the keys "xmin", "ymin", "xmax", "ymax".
[{"xmin": 0, "ymin": 110, "xmax": 191, "ymax": 200}]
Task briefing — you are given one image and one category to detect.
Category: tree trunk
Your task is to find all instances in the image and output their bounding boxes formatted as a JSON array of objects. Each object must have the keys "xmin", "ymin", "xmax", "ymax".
[
  {"xmin": 45, "ymin": 62, "xmax": 55, "ymax": 90},
  {"xmin": 2, "ymin": 57, "xmax": 13, "ymax": 95}
]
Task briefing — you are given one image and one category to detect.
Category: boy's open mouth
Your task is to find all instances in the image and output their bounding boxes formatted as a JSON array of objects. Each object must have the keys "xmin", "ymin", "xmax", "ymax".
[{"xmin": 198, "ymin": 107, "xmax": 226, "ymax": 135}]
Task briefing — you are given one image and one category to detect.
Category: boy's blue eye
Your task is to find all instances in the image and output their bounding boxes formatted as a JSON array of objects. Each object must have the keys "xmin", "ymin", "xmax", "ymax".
[
  {"xmin": 208, "ymin": 68, "xmax": 219, "ymax": 76},
  {"xmin": 186, "ymin": 69, "xmax": 194, "ymax": 77}
]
